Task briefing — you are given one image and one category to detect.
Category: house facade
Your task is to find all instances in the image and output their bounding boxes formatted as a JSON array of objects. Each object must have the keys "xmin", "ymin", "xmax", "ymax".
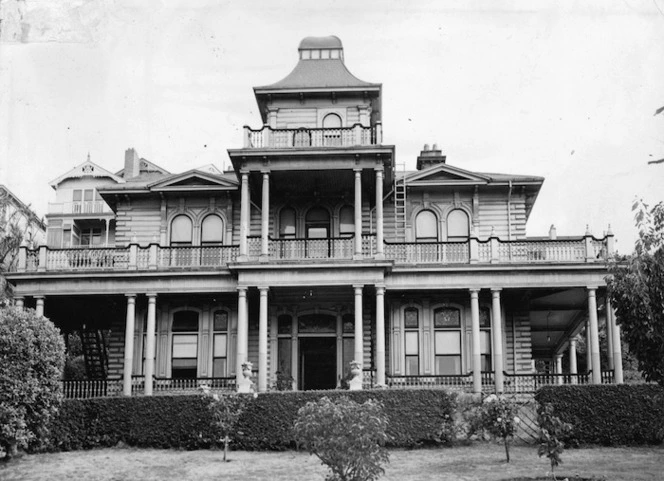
[{"xmin": 6, "ymin": 36, "xmax": 623, "ymax": 396}]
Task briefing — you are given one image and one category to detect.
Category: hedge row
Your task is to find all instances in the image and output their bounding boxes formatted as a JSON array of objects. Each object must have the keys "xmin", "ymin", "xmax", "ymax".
[
  {"xmin": 45, "ymin": 389, "xmax": 456, "ymax": 452},
  {"xmin": 535, "ymin": 384, "xmax": 664, "ymax": 446}
]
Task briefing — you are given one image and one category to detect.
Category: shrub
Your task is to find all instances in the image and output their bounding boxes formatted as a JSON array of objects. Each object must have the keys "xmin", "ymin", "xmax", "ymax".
[
  {"xmin": 535, "ymin": 384, "xmax": 664, "ymax": 445},
  {"xmin": 45, "ymin": 389, "xmax": 456, "ymax": 452},
  {"xmin": 0, "ymin": 307, "xmax": 65, "ymax": 460},
  {"xmin": 537, "ymin": 403, "xmax": 573, "ymax": 481},
  {"xmin": 200, "ymin": 385, "xmax": 249, "ymax": 461},
  {"xmin": 293, "ymin": 396, "xmax": 389, "ymax": 481},
  {"xmin": 478, "ymin": 394, "xmax": 519, "ymax": 462}
]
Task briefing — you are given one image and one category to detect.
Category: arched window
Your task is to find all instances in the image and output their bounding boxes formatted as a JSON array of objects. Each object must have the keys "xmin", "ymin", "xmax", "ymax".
[
  {"xmin": 171, "ymin": 310, "xmax": 199, "ymax": 379},
  {"xmin": 170, "ymin": 215, "xmax": 193, "ymax": 246},
  {"xmin": 201, "ymin": 215, "xmax": 224, "ymax": 245},
  {"xmin": 339, "ymin": 205, "xmax": 354, "ymax": 237},
  {"xmin": 322, "ymin": 113, "xmax": 342, "ymax": 146},
  {"xmin": 433, "ymin": 307, "xmax": 462, "ymax": 375},
  {"xmin": 415, "ymin": 210, "xmax": 438, "ymax": 242},
  {"xmin": 306, "ymin": 207, "xmax": 330, "ymax": 239},
  {"xmin": 279, "ymin": 207, "xmax": 296, "ymax": 239},
  {"xmin": 404, "ymin": 307, "xmax": 419, "ymax": 375},
  {"xmin": 447, "ymin": 210, "xmax": 469, "ymax": 241},
  {"xmin": 212, "ymin": 310, "xmax": 228, "ymax": 377}
]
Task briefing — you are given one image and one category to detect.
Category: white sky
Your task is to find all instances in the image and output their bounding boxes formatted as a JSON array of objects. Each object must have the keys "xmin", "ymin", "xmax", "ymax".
[{"xmin": 1, "ymin": 0, "xmax": 663, "ymax": 252}]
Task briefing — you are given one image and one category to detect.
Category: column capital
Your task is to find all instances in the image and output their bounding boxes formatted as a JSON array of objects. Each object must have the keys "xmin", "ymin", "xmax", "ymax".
[
  {"xmin": 353, "ymin": 284, "xmax": 364, "ymax": 291},
  {"xmin": 258, "ymin": 286, "xmax": 269, "ymax": 293},
  {"xmin": 146, "ymin": 293, "xmax": 158, "ymax": 299},
  {"xmin": 374, "ymin": 166, "xmax": 384, "ymax": 174},
  {"xmin": 261, "ymin": 170, "xmax": 270, "ymax": 176},
  {"xmin": 469, "ymin": 288, "xmax": 480, "ymax": 296},
  {"xmin": 33, "ymin": 295, "xmax": 45, "ymax": 300},
  {"xmin": 125, "ymin": 293, "xmax": 137, "ymax": 299},
  {"xmin": 353, "ymin": 167, "xmax": 362, "ymax": 174},
  {"xmin": 237, "ymin": 286, "xmax": 249, "ymax": 293},
  {"xmin": 375, "ymin": 285, "xmax": 385, "ymax": 295},
  {"xmin": 586, "ymin": 286, "xmax": 598, "ymax": 293},
  {"xmin": 490, "ymin": 287, "xmax": 502, "ymax": 295}
]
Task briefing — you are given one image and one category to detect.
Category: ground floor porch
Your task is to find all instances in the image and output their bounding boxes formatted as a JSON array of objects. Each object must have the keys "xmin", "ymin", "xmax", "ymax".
[{"xmin": 13, "ymin": 280, "xmax": 625, "ymax": 398}]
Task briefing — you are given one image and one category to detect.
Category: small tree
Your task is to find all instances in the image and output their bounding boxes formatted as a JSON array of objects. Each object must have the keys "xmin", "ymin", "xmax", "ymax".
[
  {"xmin": 293, "ymin": 396, "xmax": 389, "ymax": 481},
  {"xmin": 0, "ymin": 307, "xmax": 65, "ymax": 460},
  {"xmin": 200, "ymin": 385, "xmax": 246, "ymax": 462},
  {"xmin": 537, "ymin": 402, "xmax": 573, "ymax": 481},
  {"xmin": 479, "ymin": 394, "xmax": 520, "ymax": 462},
  {"xmin": 607, "ymin": 199, "xmax": 664, "ymax": 385}
]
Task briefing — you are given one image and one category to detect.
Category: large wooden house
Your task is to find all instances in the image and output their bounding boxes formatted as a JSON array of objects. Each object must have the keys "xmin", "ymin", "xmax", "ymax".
[{"xmin": 6, "ymin": 36, "xmax": 623, "ymax": 397}]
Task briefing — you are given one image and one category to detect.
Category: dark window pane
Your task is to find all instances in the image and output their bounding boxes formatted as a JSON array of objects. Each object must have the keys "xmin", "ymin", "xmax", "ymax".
[
  {"xmin": 172, "ymin": 311, "xmax": 199, "ymax": 332},
  {"xmin": 479, "ymin": 308, "xmax": 491, "ymax": 328},
  {"xmin": 434, "ymin": 308, "xmax": 460, "ymax": 328},
  {"xmin": 278, "ymin": 315, "xmax": 292, "ymax": 334},
  {"xmin": 213, "ymin": 311, "xmax": 228, "ymax": 331},
  {"xmin": 298, "ymin": 314, "xmax": 336, "ymax": 333},
  {"xmin": 404, "ymin": 308, "xmax": 418, "ymax": 328}
]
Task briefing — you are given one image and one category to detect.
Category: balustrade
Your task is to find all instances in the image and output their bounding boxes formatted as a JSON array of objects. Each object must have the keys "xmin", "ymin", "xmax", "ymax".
[{"xmin": 245, "ymin": 124, "xmax": 377, "ymax": 149}]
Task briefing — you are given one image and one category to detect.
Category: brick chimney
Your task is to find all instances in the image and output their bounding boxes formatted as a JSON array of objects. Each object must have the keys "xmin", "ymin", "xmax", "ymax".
[
  {"xmin": 416, "ymin": 143, "xmax": 446, "ymax": 170},
  {"xmin": 124, "ymin": 148, "xmax": 140, "ymax": 178}
]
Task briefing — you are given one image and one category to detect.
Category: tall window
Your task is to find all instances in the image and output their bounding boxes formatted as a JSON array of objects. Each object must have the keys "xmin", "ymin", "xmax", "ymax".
[
  {"xmin": 171, "ymin": 311, "xmax": 199, "ymax": 379},
  {"xmin": 80, "ymin": 227, "xmax": 102, "ymax": 246},
  {"xmin": 279, "ymin": 207, "xmax": 296, "ymax": 239},
  {"xmin": 433, "ymin": 307, "xmax": 462, "ymax": 375},
  {"xmin": 305, "ymin": 207, "xmax": 330, "ymax": 239},
  {"xmin": 201, "ymin": 215, "xmax": 224, "ymax": 245},
  {"xmin": 277, "ymin": 314, "xmax": 293, "ymax": 381},
  {"xmin": 212, "ymin": 310, "xmax": 228, "ymax": 377},
  {"xmin": 416, "ymin": 210, "xmax": 438, "ymax": 242},
  {"xmin": 339, "ymin": 205, "xmax": 354, "ymax": 237},
  {"xmin": 404, "ymin": 307, "xmax": 419, "ymax": 375},
  {"xmin": 342, "ymin": 313, "xmax": 355, "ymax": 374},
  {"xmin": 479, "ymin": 307, "xmax": 492, "ymax": 371},
  {"xmin": 170, "ymin": 215, "xmax": 193, "ymax": 246},
  {"xmin": 322, "ymin": 113, "xmax": 342, "ymax": 146},
  {"xmin": 447, "ymin": 210, "xmax": 469, "ymax": 241}
]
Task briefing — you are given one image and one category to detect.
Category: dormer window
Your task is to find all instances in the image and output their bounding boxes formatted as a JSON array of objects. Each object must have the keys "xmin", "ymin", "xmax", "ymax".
[{"xmin": 300, "ymin": 48, "xmax": 343, "ymax": 60}]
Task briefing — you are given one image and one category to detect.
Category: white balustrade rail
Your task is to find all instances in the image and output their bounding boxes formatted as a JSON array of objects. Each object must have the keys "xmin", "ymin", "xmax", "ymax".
[
  {"xmin": 245, "ymin": 124, "xmax": 377, "ymax": 149},
  {"xmin": 46, "ymin": 247, "xmax": 130, "ymax": 271},
  {"xmin": 157, "ymin": 246, "xmax": 238, "ymax": 268},
  {"xmin": 384, "ymin": 241, "xmax": 470, "ymax": 264}
]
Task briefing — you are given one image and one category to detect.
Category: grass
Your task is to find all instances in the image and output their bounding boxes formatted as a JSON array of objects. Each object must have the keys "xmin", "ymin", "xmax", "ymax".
[{"xmin": 1, "ymin": 444, "xmax": 663, "ymax": 481}]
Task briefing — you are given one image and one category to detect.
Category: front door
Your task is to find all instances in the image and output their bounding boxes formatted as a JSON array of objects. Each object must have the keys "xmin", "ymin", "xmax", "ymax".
[{"xmin": 299, "ymin": 337, "xmax": 337, "ymax": 390}]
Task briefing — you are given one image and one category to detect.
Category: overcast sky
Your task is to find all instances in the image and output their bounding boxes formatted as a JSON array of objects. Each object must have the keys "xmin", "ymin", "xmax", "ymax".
[{"xmin": 1, "ymin": 0, "xmax": 663, "ymax": 251}]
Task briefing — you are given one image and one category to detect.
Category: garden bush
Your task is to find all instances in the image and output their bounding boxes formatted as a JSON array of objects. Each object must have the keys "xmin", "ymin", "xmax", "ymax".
[
  {"xmin": 536, "ymin": 384, "xmax": 664, "ymax": 446},
  {"xmin": 44, "ymin": 389, "xmax": 456, "ymax": 452},
  {"xmin": 0, "ymin": 307, "xmax": 65, "ymax": 460}
]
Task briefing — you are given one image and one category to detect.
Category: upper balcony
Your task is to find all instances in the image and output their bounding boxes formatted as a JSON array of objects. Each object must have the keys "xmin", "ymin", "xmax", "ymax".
[
  {"xmin": 12, "ymin": 234, "xmax": 612, "ymax": 275},
  {"xmin": 242, "ymin": 123, "xmax": 382, "ymax": 149},
  {"xmin": 47, "ymin": 201, "xmax": 114, "ymax": 216}
]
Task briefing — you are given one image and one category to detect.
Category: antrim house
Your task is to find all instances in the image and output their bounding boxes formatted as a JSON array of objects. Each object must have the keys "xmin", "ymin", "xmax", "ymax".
[{"xmin": 6, "ymin": 36, "xmax": 623, "ymax": 397}]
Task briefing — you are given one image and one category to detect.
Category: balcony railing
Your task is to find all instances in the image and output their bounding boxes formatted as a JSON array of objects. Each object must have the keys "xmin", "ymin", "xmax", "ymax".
[
  {"xmin": 48, "ymin": 201, "xmax": 114, "ymax": 215},
  {"xmin": 13, "ymin": 235, "xmax": 611, "ymax": 273},
  {"xmin": 242, "ymin": 123, "xmax": 381, "ymax": 149}
]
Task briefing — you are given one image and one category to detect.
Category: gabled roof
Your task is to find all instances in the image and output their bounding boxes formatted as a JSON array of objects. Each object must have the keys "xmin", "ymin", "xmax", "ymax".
[
  {"xmin": 404, "ymin": 162, "xmax": 544, "ymax": 187},
  {"xmin": 49, "ymin": 159, "xmax": 125, "ymax": 189},
  {"xmin": 149, "ymin": 169, "xmax": 238, "ymax": 192},
  {"xmin": 114, "ymin": 158, "xmax": 170, "ymax": 180}
]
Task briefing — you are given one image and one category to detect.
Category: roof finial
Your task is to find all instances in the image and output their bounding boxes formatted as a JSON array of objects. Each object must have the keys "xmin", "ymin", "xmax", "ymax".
[{"xmin": 87, "ymin": 152, "xmax": 91, "ymax": 162}]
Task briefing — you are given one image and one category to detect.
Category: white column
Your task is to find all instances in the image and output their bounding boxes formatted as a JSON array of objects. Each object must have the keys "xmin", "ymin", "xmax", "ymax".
[
  {"xmin": 144, "ymin": 294, "xmax": 157, "ymax": 396},
  {"xmin": 609, "ymin": 301, "xmax": 624, "ymax": 384},
  {"xmin": 605, "ymin": 296, "xmax": 615, "ymax": 371},
  {"xmin": 123, "ymin": 295, "xmax": 136, "ymax": 396},
  {"xmin": 569, "ymin": 337, "xmax": 578, "ymax": 384},
  {"xmin": 239, "ymin": 172, "xmax": 250, "ymax": 258},
  {"xmin": 14, "ymin": 297, "xmax": 24, "ymax": 309},
  {"xmin": 236, "ymin": 287, "xmax": 248, "ymax": 386},
  {"xmin": 491, "ymin": 288, "xmax": 504, "ymax": 393},
  {"xmin": 258, "ymin": 287, "xmax": 269, "ymax": 392},
  {"xmin": 585, "ymin": 321, "xmax": 592, "ymax": 374},
  {"xmin": 375, "ymin": 286, "xmax": 386, "ymax": 386},
  {"xmin": 354, "ymin": 285, "xmax": 364, "ymax": 370},
  {"xmin": 587, "ymin": 287, "xmax": 601, "ymax": 384},
  {"xmin": 354, "ymin": 169, "xmax": 362, "ymax": 258},
  {"xmin": 261, "ymin": 172, "xmax": 270, "ymax": 260},
  {"xmin": 34, "ymin": 296, "xmax": 45, "ymax": 317},
  {"xmin": 470, "ymin": 289, "xmax": 482, "ymax": 394},
  {"xmin": 375, "ymin": 168, "xmax": 384, "ymax": 258},
  {"xmin": 555, "ymin": 354, "xmax": 563, "ymax": 384}
]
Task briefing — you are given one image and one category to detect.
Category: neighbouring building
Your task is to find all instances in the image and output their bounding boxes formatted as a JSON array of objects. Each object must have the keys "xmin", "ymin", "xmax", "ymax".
[{"xmin": 6, "ymin": 36, "xmax": 623, "ymax": 397}]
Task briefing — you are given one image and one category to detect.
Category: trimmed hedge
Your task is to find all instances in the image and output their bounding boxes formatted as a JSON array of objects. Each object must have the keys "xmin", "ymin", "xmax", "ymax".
[
  {"xmin": 45, "ymin": 389, "xmax": 456, "ymax": 452},
  {"xmin": 535, "ymin": 384, "xmax": 664, "ymax": 446}
]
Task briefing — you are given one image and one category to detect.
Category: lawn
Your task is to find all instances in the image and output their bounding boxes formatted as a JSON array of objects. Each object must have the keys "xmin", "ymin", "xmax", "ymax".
[{"xmin": 1, "ymin": 444, "xmax": 663, "ymax": 481}]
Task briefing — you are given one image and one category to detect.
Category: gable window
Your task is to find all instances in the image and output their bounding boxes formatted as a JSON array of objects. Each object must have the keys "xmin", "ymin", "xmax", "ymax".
[
  {"xmin": 322, "ymin": 113, "xmax": 342, "ymax": 146},
  {"xmin": 339, "ymin": 205, "xmax": 354, "ymax": 237},
  {"xmin": 433, "ymin": 307, "xmax": 462, "ymax": 375},
  {"xmin": 404, "ymin": 307, "xmax": 419, "ymax": 375},
  {"xmin": 170, "ymin": 215, "xmax": 193, "ymax": 246},
  {"xmin": 447, "ymin": 210, "xmax": 469, "ymax": 241},
  {"xmin": 201, "ymin": 215, "xmax": 224, "ymax": 245},
  {"xmin": 279, "ymin": 207, "xmax": 296, "ymax": 239},
  {"xmin": 416, "ymin": 210, "xmax": 438, "ymax": 242},
  {"xmin": 171, "ymin": 310, "xmax": 199, "ymax": 379},
  {"xmin": 212, "ymin": 310, "xmax": 229, "ymax": 377}
]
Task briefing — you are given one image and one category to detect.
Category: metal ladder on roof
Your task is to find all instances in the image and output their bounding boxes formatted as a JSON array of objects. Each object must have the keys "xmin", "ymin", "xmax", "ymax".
[{"xmin": 393, "ymin": 163, "xmax": 407, "ymax": 242}]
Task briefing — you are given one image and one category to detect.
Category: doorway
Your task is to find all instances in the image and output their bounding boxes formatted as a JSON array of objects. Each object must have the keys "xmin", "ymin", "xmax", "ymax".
[{"xmin": 299, "ymin": 337, "xmax": 337, "ymax": 390}]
